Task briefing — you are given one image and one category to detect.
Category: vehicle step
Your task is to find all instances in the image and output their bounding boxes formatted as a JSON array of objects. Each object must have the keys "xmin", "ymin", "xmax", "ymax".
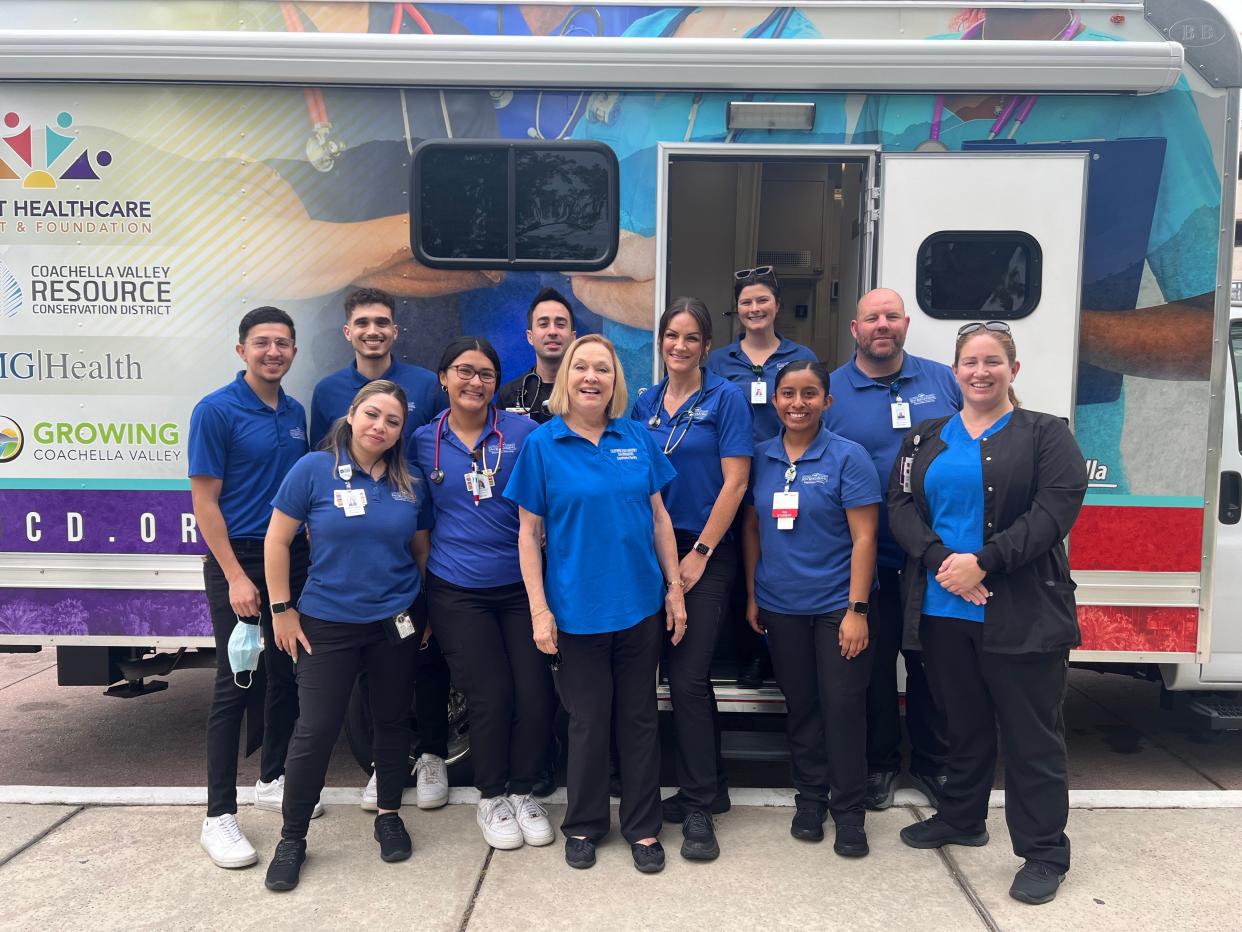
[
  {"xmin": 721, "ymin": 730, "xmax": 789, "ymax": 762},
  {"xmin": 1184, "ymin": 697, "xmax": 1242, "ymax": 731}
]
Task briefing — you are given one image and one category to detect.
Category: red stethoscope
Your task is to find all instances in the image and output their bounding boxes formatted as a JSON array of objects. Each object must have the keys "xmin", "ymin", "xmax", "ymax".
[
  {"xmin": 429, "ymin": 407, "xmax": 506, "ymax": 506},
  {"xmin": 279, "ymin": 2, "xmax": 434, "ymax": 171}
]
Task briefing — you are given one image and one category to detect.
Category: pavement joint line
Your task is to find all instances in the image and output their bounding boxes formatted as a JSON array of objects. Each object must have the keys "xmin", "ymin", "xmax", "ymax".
[
  {"xmin": 0, "ymin": 804, "xmax": 83, "ymax": 869},
  {"xmin": 457, "ymin": 845, "xmax": 495, "ymax": 932},
  {"xmin": 1068, "ymin": 681, "xmax": 1229, "ymax": 791},
  {"xmin": 0, "ymin": 662, "xmax": 57, "ymax": 693},
  {"xmin": 913, "ymin": 805, "xmax": 1003, "ymax": 932},
  {"xmin": 4, "ymin": 786, "xmax": 1242, "ymax": 808}
]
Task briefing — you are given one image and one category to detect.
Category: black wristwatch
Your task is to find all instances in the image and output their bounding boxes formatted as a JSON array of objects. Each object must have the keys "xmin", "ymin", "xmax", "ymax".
[
  {"xmin": 693, "ymin": 541, "xmax": 713, "ymax": 557},
  {"xmin": 270, "ymin": 601, "xmax": 291, "ymax": 615},
  {"xmin": 848, "ymin": 601, "xmax": 870, "ymax": 616}
]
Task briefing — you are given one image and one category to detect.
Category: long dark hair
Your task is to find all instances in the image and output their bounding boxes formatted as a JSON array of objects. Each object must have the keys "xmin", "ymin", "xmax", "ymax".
[
  {"xmin": 320, "ymin": 380, "xmax": 415, "ymax": 498},
  {"xmin": 659, "ymin": 297, "xmax": 714, "ymax": 364}
]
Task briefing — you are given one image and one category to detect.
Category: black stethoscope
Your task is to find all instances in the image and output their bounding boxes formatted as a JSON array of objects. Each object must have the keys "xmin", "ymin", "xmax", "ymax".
[
  {"xmin": 429, "ymin": 406, "xmax": 505, "ymax": 485},
  {"xmin": 646, "ymin": 369, "xmax": 708, "ymax": 455},
  {"xmin": 513, "ymin": 371, "xmax": 550, "ymax": 417}
]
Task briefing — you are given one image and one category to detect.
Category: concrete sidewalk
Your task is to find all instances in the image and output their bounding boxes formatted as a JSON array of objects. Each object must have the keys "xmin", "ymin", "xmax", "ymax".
[{"xmin": 1, "ymin": 799, "xmax": 1238, "ymax": 932}]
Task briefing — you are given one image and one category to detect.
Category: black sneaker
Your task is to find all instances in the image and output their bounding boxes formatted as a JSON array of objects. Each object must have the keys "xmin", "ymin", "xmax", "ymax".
[
  {"xmin": 373, "ymin": 812, "xmax": 413, "ymax": 862},
  {"xmin": 564, "ymin": 836, "xmax": 596, "ymax": 870},
  {"xmin": 790, "ymin": 804, "xmax": 827, "ymax": 842},
  {"xmin": 736, "ymin": 655, "xmax": 765, "ymax": 688},
  {"xmin": 863, "ymin": 771, "xmax": 899, "ymax": 811},
  {"xmin": 900, "ymin": 816, "xmax": 989, "ymax": 849},
  {"xmin": 264, "ymin": 838, "xmax": 306, "ymax": 892},
  {"xmin": 680, "ymin": 810, "xmax": 720, "ymax": 861},
  {"xmin": 833, "ymin": 824, "xmax": 869, "ymax": 858},
  {"xmin": 631, "ymin": 840, "xmax": 666, "ymax": 874},
  {"xmin": 662, "ymin": 790, "xmax": 731, "ymax": 824},
  {"xmin": 1009, "ymin": 860, "xmax": 1065, "ymax": 905},
  {"xmin": 907, "ymin": 771, "xmax": 948, "ymax": 809},
  {"xmin": 532, "ymin": 737, "xmax": 560, "ymax": 798}
]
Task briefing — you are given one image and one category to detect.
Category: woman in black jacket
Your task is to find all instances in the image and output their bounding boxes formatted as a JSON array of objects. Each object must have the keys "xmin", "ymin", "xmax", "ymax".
[{"xmin": 888, "ymin": 321, "xmax": 1086, "ymax": 907}]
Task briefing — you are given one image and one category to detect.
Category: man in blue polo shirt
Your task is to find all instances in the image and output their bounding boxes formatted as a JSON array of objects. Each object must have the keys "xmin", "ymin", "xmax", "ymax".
[
  {"xmin": 824, "ymin": 288, "xmax": 962, "ymax": 812},
  {"xmin": 189, "ymin": 305, "xmax": 317, "ymax": 870},
  {"xmin": 308, "ymin": 286, "xmax": 451, "ymax": 812}
]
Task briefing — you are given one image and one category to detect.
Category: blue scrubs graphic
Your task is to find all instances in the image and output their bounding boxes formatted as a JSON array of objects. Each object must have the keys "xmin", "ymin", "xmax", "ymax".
[{"xmin": 854, "ymin": 26, "xmax": 1220, "ymax": 496}]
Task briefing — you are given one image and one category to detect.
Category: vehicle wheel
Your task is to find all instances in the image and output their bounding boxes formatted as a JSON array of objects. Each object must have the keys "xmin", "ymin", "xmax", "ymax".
[{"xmin": 344, "ymin": 673, "xmax": 471, "ymax": 776}]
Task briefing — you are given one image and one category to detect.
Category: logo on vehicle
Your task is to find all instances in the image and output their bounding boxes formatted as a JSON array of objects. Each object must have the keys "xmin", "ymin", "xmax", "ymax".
[
  {"xmin": 0, "ymin": 259, "xmax": 20, "ymax": 318},
  {"xmin": 1, "ymin": 110, "xmax": 113, "ymax": 189},
  {"xmin": 1167, "ymin": 18, "xmax": 1227, "ymax": 48},
  {"xmin": 0, "ymin": 416, "xmax": 23, "ymax": 462}
]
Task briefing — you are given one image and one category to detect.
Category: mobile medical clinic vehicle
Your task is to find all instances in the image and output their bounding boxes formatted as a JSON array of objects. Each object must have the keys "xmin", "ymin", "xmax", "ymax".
[{"xmin": 2, "ymin": 0, "xmax": 1241, "ymax": 764}]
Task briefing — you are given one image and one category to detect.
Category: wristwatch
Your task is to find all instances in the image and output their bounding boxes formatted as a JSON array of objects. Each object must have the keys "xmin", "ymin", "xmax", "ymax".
[
  {"xmin": 692, "ymin": 541, "xmax": 713, "ymax": 557},
  {"xmin": 270, "ymin": 601, "xmax": 291, "ymax": 615},
  {"xmin": 848, "ymin": 601, "xmax": 870, "ymax": 616}
]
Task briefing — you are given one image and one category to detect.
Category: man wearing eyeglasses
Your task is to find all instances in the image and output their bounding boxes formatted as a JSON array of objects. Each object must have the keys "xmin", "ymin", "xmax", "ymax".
[
  {"xmin": 189, "ymin": 305, "xmax": 315, "ymax": 869},
  {"xmin": 824, "ymin": 288, "xmax": 962, "ymax": 814},
  {"xmin": 309, "ymin": 286, "xmax": 453, "ymax": 814}
]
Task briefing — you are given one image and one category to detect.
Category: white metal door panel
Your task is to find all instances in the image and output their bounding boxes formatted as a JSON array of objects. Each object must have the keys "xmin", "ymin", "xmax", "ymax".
[{"xmin": 876, "ymin": 152, "xmax": 1088, "ymax": 422}]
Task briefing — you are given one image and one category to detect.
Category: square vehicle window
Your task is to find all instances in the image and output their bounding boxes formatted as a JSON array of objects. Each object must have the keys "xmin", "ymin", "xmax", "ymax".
[
  {"xmin": 916, "ymin": 231, "xmax": 1042, "ymax": 320},
  {"xmin": 412, "ymin": 140, "xmax": 618, "ymax": 271}
]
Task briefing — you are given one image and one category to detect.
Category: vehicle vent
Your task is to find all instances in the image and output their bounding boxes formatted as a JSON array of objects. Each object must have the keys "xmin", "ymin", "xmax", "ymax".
[{"xmin": 757, "ymin": 250, "xmax": 812, "ymax": 270}]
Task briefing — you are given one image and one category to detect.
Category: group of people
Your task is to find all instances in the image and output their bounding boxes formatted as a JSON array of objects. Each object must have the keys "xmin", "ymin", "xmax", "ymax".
[{"xmin": 189, "ymin": 269, "xmax": 1086, "ymax": 906}]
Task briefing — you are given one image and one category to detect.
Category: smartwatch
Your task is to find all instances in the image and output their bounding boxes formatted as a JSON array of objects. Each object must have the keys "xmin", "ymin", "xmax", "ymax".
[
  {"xmin": 848, "ymin": 601, "xmax": 869, "ymax": 616},
  {"xmin": 271, "ymin": 601, "xmax": 291, "ymax": 615},
  {"xmin": 692, "ymin": 541, "xmax": 713, "ymax": 557}
]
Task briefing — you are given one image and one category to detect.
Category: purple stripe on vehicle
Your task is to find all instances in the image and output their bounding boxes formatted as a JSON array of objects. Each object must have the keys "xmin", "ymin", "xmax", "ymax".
[
  {"xmin": 0, "ymin": 588, "xmax": 211, "ymax": 637},
  {"xmin": 0, "ymin": 490, "xmax": 207, "ymax": 555}
]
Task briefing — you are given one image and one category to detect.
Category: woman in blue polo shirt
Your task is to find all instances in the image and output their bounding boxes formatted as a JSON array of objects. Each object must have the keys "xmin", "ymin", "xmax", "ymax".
[
  {"xmin": 630, "ymin": 297, "xmax": 751, "ymax": 861},
  {"xmin": 743, "ymin": 360, "xmax": 881, "ymax": 858},
  {"xmin": 506, "ymin": 334, "xmax": 684, "ymax": 875},
  {"xmin": 410, "ymin": 336, "xmax": 555, "ymax": 853},
  {"xmin": 262, "ymin": 380, "xmax": 426, "ymax": 892}
]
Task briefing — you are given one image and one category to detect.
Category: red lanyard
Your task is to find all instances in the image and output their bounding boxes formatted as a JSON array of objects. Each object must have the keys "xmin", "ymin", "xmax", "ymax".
[{"xmin": 430, "ymin": 408, "xmax": 504, "ymax": 490}]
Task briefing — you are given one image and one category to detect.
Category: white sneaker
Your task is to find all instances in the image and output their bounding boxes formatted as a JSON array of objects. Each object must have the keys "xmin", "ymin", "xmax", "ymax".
[
  {"xmin": 508, "ymin": 793, "xmax": 555, "ymax": 846},
  {"xmin": 255, "ymin": 776, "xmax": 324, "ymax": 819},
  {"xmin": 361, "ymin": 771, "xmax": 378, "ymax": 812},
  {"xmin": 200, "ymin": 814, "xmax": 258, "ymax": 869},
  {"xmin": 477, "ymin": 796, "xmax": 524, "ymax": 850},
  {"xmin": 413, "ymin": 754, "xmax": 449, "ymax": 810}
]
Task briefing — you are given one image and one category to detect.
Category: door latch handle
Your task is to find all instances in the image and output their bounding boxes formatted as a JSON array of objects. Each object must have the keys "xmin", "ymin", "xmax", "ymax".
[{"xmin": 1220, "ymin": 471, "xmax": 1241, "ymax": 525}]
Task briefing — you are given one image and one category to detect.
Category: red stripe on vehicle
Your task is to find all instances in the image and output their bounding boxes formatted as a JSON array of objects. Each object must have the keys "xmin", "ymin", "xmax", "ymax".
[
  {"xmin": 1078, "ymin": 605, "xmax": 1198, "ymax": 653},
  {"xmin": 1070, "ymin": 505, "xmax": 1202, "ymax": 572}
]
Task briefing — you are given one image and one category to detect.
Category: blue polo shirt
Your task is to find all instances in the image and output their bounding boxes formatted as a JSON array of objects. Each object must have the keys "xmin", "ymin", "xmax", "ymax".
[
  {"xmin": 412, "ymin": 409, "xmax": 537, "ymax": 590},
  {"xmin": 630, "ymin": 371, "xmax": 753, "ymax": 535},
  {"xmin": 309, "ymin": 358, "xmax": 445, "ymax": 452},
  {"xmin": 271, "ymin": 451, "xmax": 426, "ymax": 622},
  {"xmin": 504, "ymin": 416, "xmax": 676, "ymax": 635},
  {"xmin": 706, "ymin": 337, "xmax": 818, "ymax": 443},
  {"xmin": 751, "ymin": 427, "xmax": 881, "ymax": 616},
  {"xmin": 922, "ymin": 412, "xmax": 1012, "ymax": 622},
  {"xmin": 187, "ymin": 371, "xmax": 308, "ymax": 540},
  {"xmin": 824, "ymin": 353, "xmax": 962, "ymax": 568}
]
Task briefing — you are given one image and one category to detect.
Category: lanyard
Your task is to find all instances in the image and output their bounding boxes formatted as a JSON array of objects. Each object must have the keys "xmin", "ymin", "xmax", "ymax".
[
  {"xmin": 782, "ymin": 464, "xmax": 797, "ymax": 493},
  {"xmin": 430, "ymin": 408, "xmax": 505, "ymax": 485}
]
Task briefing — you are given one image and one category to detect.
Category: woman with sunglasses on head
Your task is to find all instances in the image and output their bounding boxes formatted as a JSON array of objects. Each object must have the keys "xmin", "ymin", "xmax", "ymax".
[
  {"xmin": 505, "ymin": 334, "xmax": 685, "ymax": 874},
  {"xmin": 410, "ymin": 337, "xmax": 555, "ymax": 852},
  {"xmin": 888, "ymin": 321, "xmax": 1086, "ymax": 906},
  {"xmin": 742, "ymin": 359, "xmax": 881, "ymax": 858},
  {"xmin": 629, "ymin": 297, "xmax": 752, "ymax": 861},
  {"xmin": 263, "ymin": 380, "xmax": 427, "ymax": 892}
]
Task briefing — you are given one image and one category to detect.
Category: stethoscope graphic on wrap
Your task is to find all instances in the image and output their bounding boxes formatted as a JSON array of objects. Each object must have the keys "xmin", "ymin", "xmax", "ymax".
[{"xmin": 645, "ymin": 369, "xmax": 709, "ymax": 456}]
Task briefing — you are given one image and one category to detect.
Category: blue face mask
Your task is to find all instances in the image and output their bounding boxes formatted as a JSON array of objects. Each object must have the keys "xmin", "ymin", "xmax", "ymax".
[{"xmin": 227, "ymin": 617, "xmax": 264, "ymax": 689}]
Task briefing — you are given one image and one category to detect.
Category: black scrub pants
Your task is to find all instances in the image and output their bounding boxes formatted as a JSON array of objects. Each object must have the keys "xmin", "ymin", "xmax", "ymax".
[
  {"xmin": 665, "ymin": 530, "xmax": 733, "ymax": 811},
  {"xmin": 866, "ymin": 567, "xmax": 947, "ymax": 777},
  {"xmin": 556, "ymin": 612, "xmax": 662, "ymax": 843},
  {"xmin": 428, "ymin": 572, "xmax": 554, "ymax": 799},
  {"xmin": 203, "ymin": 537, "xmax": 309, "ymax": 818},
  {"xmin": 920, "ymin": 616, "xmax": 1071, "ymax": 873},
  {"xmin": 414, "ymin": 633, "xmax": 451, "ymax": 759},
  {"xmin": 282, "ymin": 614, "xmax": 418, "ymax": 840},
  {"xmin": 762, "ymin": 607, "xmax": 873, "ymax": 827}
]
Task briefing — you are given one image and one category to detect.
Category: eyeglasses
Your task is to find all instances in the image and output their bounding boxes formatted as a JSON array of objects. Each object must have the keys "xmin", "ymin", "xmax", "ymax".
[
  {"xmin": 247, "ymin": 337, "xmax": 295, "ymax": 351},
  {"xmin": 734, "ymin": 265, "xmax": 775, "ymax": 281},
  {"xmin": 448, "ymin": 364, "xmax": 498, "ymax": 384},
  {"xmin": 957, "ymin": 320, "xmax": 1012, "ymax": 337}
]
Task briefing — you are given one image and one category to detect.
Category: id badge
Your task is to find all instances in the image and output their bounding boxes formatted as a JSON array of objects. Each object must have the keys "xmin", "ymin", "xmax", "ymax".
[
  {"xmin": 464, "ymin": 472, "xmax": 494, "ymax": 500},
  {"xmin": 334, "ymin": 488, "xmax": 367, "ymax": 516},
  {"xmin": 750, "ymin": 380, "xmax": 768, "ymax": 405},
  {"xmin": 393, "ymin": 611, "xmax": 416, "ymax": 640},
  {"xmin": 899, "ymin": 456, "xmax": 913, "ymax": 493},
  {"xmin": 772, "ymin": 491, "xmax": 799, "ymax": 530},
  {"xmin": 504, "ymin": 406, "xmax": 529, "ymax": 417},
  {"xmin": 891, "ymin": 401, "xmax": 911, "ymax": 430}
]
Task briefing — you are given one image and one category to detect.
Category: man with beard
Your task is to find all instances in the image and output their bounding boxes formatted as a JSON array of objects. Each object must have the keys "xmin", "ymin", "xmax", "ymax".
[
  {"xmin": 497, "ymin": 287, "xmax": 577, "ymax": 425},
  {"xmin": 824, "ymin": 288, "xmax": 961, "ymax": 812}
]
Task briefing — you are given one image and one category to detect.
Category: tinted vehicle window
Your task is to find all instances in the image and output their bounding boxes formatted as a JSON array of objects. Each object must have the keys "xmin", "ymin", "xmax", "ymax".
[{"xmin": 916, "ymin": 231, "xmax": 1042, "ymax": 320}]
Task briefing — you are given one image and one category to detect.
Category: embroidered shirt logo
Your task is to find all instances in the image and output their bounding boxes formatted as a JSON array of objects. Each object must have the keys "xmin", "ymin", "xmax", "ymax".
[
  {"xmin": 611, "ymin": 447, "xmax": 638, "ymax": 461},
  {"xmin": 908, "ymin": 393, "xmax": 938, "ymax": 406},
  {"xmin": 289, "ymin": 427, "xmax": 306, "ymax": 440}
]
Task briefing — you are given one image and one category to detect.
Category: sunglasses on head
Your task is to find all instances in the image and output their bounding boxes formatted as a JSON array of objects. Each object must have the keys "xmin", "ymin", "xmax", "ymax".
[
  {"xmin": 734, "ymin": 266, "xmax": 775, "ymax": 282},
  {"xmin": 957, "ymin": 320, "xmax": 1012, "ymax": 337}
]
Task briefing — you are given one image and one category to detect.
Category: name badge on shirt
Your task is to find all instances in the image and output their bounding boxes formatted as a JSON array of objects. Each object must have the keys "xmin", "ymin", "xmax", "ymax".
[
  {"xmin": 464, "ymin": 472, "xmax": 494, "ymax": 500},
  {"xmin": 750, "ymin": 380, "xmax": 768, "ymax": 405},
  {"xmin": 772, "ymin": 491, "xmax": 799, "ymax": 530},
  {"xmin": 334, "ymin": 488, "xmax": 367, "ymax": 516},
  {"xmin": 394, "ymin": 610, "xmax": 416, "ymax": 640},
  {"xmin": 891, "ymin": 400, "xmax": 911, "ymax": 430}
]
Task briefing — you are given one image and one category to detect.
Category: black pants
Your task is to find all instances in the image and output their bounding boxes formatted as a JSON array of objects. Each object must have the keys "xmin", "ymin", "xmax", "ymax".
[
  {"xmin": 556, "ymin": 612, "xmax": 662, "ymax": 843},
  {"xmin": 414, "ymin": 632, "xmax": 450, "ymax": 759},
  {"xmin": 921, "ymin": 616, "xmax": 1071, "ymax": 872},
  {"xmin": 428, "ymin": 573, "xmax": 554, "ymax": 798},
  {"xmin": 203, "ymin": 537, "xmax": 309, "ymax": 818},
  {"xmin": 866, "ymin": 567, "xmax": 947, "ymax": 776},
  {"xmin": 665, "ymin": 530, "xmax": 733, "ymax": 810},
  {"xmin": 763, "ymin": 607, "xmax": 873, "ymax": 827},
  {"xmin": 282, "ymin": 614, "xmax": 418, "ymax": 840}
]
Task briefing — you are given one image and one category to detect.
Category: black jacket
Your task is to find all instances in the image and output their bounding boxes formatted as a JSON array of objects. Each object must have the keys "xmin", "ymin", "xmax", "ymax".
[{"xmin": 887, "ymin": 408, "xmax": 1088, "ymax": 654}]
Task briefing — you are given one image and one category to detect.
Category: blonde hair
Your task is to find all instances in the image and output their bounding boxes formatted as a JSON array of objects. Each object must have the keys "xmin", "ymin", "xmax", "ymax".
[
  {"xmin": 547, "ymin": 334, "xmax": 629, "ymax": 419},
  {"xmin": 954, "ymin": 329, "xmax": 1021, "ymax": 408},
  {"xmin": 320, "ymin": 380, "xmax": 416, "ymax": 498}
]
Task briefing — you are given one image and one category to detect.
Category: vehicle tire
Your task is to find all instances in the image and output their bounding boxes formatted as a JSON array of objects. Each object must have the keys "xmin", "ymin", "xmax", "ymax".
[{"xmin": 344, "ymin": 673, "xmax": 471, "ymax": 778}]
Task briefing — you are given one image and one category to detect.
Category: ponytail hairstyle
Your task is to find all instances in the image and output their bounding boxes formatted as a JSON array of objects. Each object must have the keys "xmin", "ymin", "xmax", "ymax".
[
  {"xmin": 954, "ymin": 328, "xmax": 1021, "ymax": 408},
  {"xmin": 774, "ymin": 358, "xmax": 832, "ymax": 396},
  {"xmin": 319, "ymin": 380, "xmax": 416, "ymax": 498}
]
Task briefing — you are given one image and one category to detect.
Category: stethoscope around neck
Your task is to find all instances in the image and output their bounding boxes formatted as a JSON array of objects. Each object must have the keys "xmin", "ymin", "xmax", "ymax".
[
  {"xmin": 514, "ymin": 371, "xmax": 550, "ymax": 416},
  {"xmin": 647, "ymin": 369, "xmax": 708, "ymax": 455},
  {"xmin": 429, "ymin": 406, "xmax": 504, "ymax": 485}
]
